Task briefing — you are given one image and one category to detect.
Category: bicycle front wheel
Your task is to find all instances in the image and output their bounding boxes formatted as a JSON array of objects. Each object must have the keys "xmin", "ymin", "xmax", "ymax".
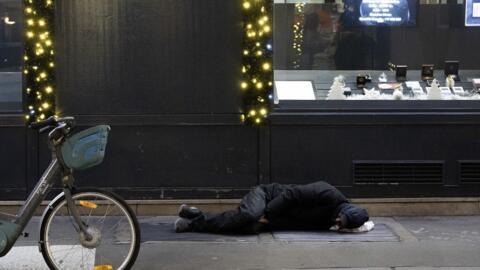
[{"xmin": 39, "ymin": 188, "xmax": 140, "ymax": 270}]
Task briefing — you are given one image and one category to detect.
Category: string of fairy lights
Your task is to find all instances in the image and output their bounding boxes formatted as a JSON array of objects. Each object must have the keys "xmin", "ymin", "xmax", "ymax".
[
  {"xmin": 23, "ymin": 0, "xmax": 55, "ymax": 123},
  {"xmin": 292, "ymin": 3, "xmax": 305, "ymax": 69},
  {"xmin": 241, "ymin": 0, "xmax": 273, "ymax": 125}
]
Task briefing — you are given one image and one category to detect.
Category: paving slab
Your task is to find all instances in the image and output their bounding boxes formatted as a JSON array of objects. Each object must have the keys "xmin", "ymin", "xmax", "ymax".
[
  {"xmin": 395, "ymin": 216, "xmax": 480, "ymax": 242},
  {"xmin": 140, "ymin": 222, "xmax": 259, "ymax": 242},
  {"xmin": 273, "ymin": 224, "xmax": 399, "ymax": 242}
]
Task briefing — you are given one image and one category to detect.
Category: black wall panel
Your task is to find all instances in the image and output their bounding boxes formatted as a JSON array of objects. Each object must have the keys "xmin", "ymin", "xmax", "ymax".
[
  {"xmin": 45, "ymin": 0, "xmax": 257, "ymax": 199},
  {"xmin": 56, "ymin": 0, "xmax": 243, "ymax": 115},
  {"xmin": 39, "ymin": 125, "xmax": 258, "ymax": 189},
  {"xmin": 0, "ymin": 126, "xmax": 27, "ymax": 199},
  {"xmin": 270, "ymin": 124, "xmax": 480, "ymax": 197}
]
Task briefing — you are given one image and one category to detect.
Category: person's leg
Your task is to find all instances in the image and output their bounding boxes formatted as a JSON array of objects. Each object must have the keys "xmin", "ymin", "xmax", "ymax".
[{"xmin": 189, "ymin": 187, "xmax": 267, "ymax": 234}]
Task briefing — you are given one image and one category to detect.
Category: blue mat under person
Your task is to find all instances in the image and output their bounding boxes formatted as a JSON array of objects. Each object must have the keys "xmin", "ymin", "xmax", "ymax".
[{"xmin": 174, "ymin": 181, "xmax": 370, "ymax": 234}]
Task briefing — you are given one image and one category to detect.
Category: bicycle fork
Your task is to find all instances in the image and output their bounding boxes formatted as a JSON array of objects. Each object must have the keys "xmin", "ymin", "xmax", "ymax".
[{"xmin": 64, "ymin": 188, "xmax": 93, "ymax": 241}]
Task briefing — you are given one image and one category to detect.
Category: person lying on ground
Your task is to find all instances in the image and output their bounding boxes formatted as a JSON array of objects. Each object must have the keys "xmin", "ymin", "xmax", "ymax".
[{"xmin": 174, "ymin": 181, "xmax": 370, "ymax": 234}]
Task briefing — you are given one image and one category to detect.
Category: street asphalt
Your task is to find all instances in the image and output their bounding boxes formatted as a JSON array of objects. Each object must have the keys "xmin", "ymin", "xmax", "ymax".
[{"xmin": 1, "ymin": 216, "xmax": 480, "ymax": 269}]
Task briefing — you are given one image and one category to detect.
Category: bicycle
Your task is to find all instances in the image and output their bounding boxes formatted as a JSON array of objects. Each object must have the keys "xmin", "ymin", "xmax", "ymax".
[{"xmin": 0, "ymin": 116, "xmax": 140, "ymax": 269}]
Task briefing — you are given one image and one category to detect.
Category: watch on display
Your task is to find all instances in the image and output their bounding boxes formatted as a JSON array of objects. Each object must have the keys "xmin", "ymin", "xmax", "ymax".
[
  {"xmin": 444, "ymin": 61, "xmax": 460, "ymax": 81},
  {"xmin": 421, "ymin": 64, "xmax": 435, "ymax": 81},
  {"xmin": 395, "ymin": 65, "xmax": 407, "ymax": 82},
  {"xmin": 357, "ymin": 75, "xmax": 371, "ymax": 89}
]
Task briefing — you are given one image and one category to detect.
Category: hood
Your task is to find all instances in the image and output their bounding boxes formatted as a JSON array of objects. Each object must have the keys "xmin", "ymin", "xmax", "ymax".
[{"xmin": 337, "ymin": 203, "xmax": 369, "ymax": 229}]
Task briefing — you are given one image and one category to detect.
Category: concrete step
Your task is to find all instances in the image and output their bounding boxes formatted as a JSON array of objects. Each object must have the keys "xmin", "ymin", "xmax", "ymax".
[{"xmin": 1, "ymin": 197, "xmax": 480, "ymax": 216}]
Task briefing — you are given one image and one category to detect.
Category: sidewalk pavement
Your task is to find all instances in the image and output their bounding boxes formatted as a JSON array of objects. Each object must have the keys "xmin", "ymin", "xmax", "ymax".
[{"xmin": 1, "ymin": 216, "xmax": 480, "ymax": 269}]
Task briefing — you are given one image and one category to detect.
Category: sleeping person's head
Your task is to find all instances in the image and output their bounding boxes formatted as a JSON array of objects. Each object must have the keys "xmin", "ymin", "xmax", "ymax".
[{"xmin": 335, "ymin": 204, "xmax": 369, "ymax": 229}]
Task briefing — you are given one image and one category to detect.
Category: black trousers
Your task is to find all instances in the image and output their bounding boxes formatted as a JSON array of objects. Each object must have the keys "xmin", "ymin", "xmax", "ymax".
[{"xmin": 189, "ymin": 187, "xmax": 266, "ymax": 234}]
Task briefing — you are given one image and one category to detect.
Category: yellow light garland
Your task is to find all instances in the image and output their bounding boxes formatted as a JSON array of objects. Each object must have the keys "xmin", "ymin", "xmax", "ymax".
[
  {"xmin": 241, "ymin": 0, "xmax": 273, "ymax": 125},
  {"xmin": 24, "ymin": 0, "xmax": 55, "ymax": 122},
  {"xmin": 292, "ymin": 3, "xmax": 305, "ymax": 69}
]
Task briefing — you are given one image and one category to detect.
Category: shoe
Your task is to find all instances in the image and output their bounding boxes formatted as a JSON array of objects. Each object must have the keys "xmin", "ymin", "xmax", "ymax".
[
  {"xmin": 178, "ymin": 204, "xmax": 202, "ymax": 219},
  {"xmin": 174, "ymin": 218, "xmax": 192, "ymax": 233}
]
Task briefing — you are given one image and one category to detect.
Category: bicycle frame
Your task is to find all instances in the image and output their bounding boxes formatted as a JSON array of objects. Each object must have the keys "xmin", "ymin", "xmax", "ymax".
[{"xmin": 0, "ymin": 142, "xmax": 91, "ymax": 255}]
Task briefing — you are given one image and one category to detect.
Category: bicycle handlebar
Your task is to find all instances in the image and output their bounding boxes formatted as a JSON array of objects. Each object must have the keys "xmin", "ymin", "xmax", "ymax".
[
  {"xmin": 29, "ymin": 116, "xmax": 57, "ymax": 130},
  {"xmin": 29, "ymin": 116, "xmax": 76, "ymax": 134}
]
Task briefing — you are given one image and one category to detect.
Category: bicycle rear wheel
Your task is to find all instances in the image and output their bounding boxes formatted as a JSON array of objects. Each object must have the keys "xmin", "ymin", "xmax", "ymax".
[{"xmin": 39, "ymin": 188, "xmax": 140, "ymax": 270}]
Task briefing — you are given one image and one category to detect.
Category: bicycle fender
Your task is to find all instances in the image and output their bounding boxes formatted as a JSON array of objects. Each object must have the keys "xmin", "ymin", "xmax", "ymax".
[{"xmin": 38, "ymin": 192, "xmax": 66, "ymax": 248}]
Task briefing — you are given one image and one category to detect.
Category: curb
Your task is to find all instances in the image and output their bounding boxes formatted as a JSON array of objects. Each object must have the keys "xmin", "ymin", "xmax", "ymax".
[{"xmin": 1, "ymin": 197, "xmax": 479, "ymax": 216}]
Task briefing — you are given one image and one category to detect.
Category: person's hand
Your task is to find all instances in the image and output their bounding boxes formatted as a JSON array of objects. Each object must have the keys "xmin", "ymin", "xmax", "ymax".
[{"xmin": 258, "ymin": 215, "xmax": 269, "ymax": 224}]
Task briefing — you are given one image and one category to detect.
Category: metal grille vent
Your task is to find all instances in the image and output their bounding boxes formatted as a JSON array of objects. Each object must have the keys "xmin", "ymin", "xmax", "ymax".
[
  {"xmin": 460, "ymin": 162, "xmax": 480, "ymax": 183},
  {"xmin": 354, "ymin": 161, "xmax": 443, "ymax": 184}
]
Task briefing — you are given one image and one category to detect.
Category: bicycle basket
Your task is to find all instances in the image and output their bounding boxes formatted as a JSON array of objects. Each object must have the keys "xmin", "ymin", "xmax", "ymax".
[{"xmin": 61, "ymin": 125, "xmax": 110, "ymax": 170}]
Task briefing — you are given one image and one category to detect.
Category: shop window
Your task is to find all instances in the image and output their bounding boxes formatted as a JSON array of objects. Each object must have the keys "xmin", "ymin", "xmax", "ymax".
[
  {"xmin": 273, "ymin": 0, "xmax": 480, "ymax": 102},
  {"xmin": 0, "ymin": 0, "xmax": 22, "ymax": 112}
]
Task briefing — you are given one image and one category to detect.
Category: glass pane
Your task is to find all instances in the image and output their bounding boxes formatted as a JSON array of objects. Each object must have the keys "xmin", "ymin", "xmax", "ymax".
[
  {"xmin": 274, "ymin": 1, "xmax": 480, "ymax": 101},
  {"xmin": 0, "ymin": 0, "xmax": 23, "ymax": 112}
]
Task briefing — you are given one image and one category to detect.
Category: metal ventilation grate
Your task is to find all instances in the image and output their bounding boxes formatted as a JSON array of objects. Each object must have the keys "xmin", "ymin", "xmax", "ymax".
[
  {"xmin": 353, "ymin": 161, "xmax": 444, "ymax": 184},
  {"xmin": 460, "ymin": 161, "xmax": 480, "ymax": 183}
]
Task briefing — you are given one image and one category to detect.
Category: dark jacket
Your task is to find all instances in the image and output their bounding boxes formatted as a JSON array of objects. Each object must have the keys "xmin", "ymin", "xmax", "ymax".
[{"xmin": 259, "ymin": 181, "xmax": 355, "ymax": 230}]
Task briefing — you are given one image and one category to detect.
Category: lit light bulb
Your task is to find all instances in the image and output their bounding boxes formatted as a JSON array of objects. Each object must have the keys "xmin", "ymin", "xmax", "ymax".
[
  {"xmin": 262, "ymin": 62, "xmax": 271, "ymax": 71},
  {"xmin": 263, "ymin": 25, "xmax": 271, "ymax": 32},
  {"xmin": 260, "ymin": 108, "xmax": 267, "ymax": 115},
  {"xmin": 38, "ymin": 19, "xmax": 46, "ymax": 26},
  {"xmin": 45, "ymin": 86, "xmax": 53, "ymax": 93},
  {"xmin": 243, "ymin": 50, "xmax": 249, "ymax": 56},
  {"xmin": 27, "ymin": 19, "xmax": 34, "ymax": 26},
  {"xmin": 243, "ymin": 1, "xmax": 251, "ymax": 9},
  {"xmin": 40, "ymin": 72, "xmax": 47, "ymax": 78},
  {"xmin": 26, "ymin": 32, "xmax": 34, "ymax": 38},
  {"xmin": 25, "ymin": 7, "xmax": 33, "ymax": 14},
  {"xmin": 255, "ymin": 118, "xmax": 261, "ymax": 124},
  {"xmin": 256, "ymin": 82, "xmax": 263, "ymax": 89},
  {"xmin": 249, "ymin": 110, "xmax": 256, "ymax": 116},
  {"xmin": 42, "ymin": 102, "xmax": 50, "ymax": 109},
  {"xmin": 241, "ymin": 82, "xmax": 248, "ymax": 89}
]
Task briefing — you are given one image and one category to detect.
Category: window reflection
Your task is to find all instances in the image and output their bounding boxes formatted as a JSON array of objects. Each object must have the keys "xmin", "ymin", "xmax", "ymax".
[
  {"xmin": 0, "ymin": 0, "xmax": 22, "ymax": 112},
  {"xmin": 275, "ymin": 1, "xmax": 480, "ymax": 70},
  {"xmin": 274, "ymin": 1, "xmax": 480, "ymax": 101}
]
